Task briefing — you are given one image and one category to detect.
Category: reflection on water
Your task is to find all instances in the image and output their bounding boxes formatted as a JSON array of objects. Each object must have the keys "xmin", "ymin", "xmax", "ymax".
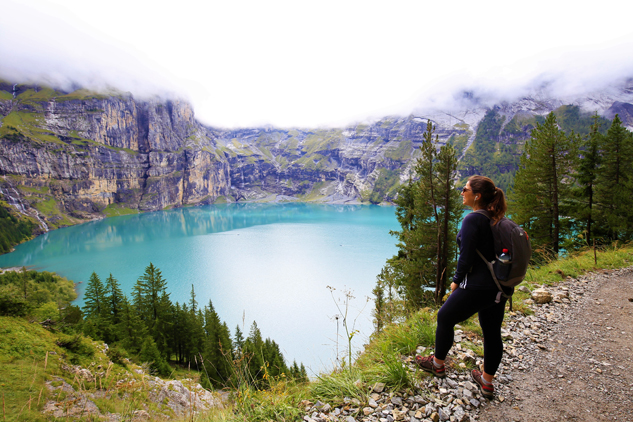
[
  {"xmin": 1, "ymin": 203, "xmax": 373, "ymax": 263},
  {"xmin": 0, "ymin": 203, "xmax": 399, "ymax": 373}
]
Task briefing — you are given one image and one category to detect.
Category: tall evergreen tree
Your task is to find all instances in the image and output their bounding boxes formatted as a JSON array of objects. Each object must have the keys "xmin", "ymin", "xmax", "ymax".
[
  {"xmin": 433, "ymin": 139, "xmax": 462, "ymax": 302},
  {"xmin": 234, "ymin": 325, "xmax": 244, "ymax": 356},
  {"xmin": 243, "ymin": 321, "xmax": 265, "ymax": 385},
  {"xmin": 594, "ymin": 114, "xmax": 633, "ymax": 240},
  {"xmin": 377, "ymin": 120, "xmax": 460, "ymax": 310},
  {"xmin": 82, "ymin": 272, "xmax": 106, "ymax": 319},
  {"xmin": 104, "ymin": 273, "xmax": 124, "ymax": 325},
  {"xmin": 201, "ymin": 300, "xmax": 233, "ymax": 387},
  {"xmin": 510, "ymin": 112, "xmax": 578, "ymax": 255},
  {"xmin": 133, "ymin": 263, "xmax": 172, "ymax": 356},
  {"xmin": 570, "ymin": 114, "xmax": 603, "ymax": 246},
  {"xmin": 117, "ymin": 296, "xmax": 147, "ymax": 355}
]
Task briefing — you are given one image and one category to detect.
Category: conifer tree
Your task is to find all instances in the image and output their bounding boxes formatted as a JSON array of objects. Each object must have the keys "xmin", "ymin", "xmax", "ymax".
[
  {"xmin": 201, "ymin": 300, "xmax": 233, "ymax": 387},
  {"xmin": 139, "ymin": 336, "xmax": 171, "ymax": 376},
  {"xmin": 104, "ymin": 273, "xmax": 124, "ymax": 325},
  {"xmin": 510, "ymin": 112, "xmax": 578, "ymax": 255},
  {"xmin": 133, "ymin": 263, "xmax": 172, "ymax": 356},
  {"xmin": 234, "ymin": 325, "xmax": 244, "ymax": 356},
  {"xmin": 242, "ymin": 321, "xmax": 265, "ymax": 385},
  {"xmin": 83, "ymin": 272, "xmax": 106, "ymax": 318},
  {"xmin": 433, "ymin": 139, "xmax": 461, "ymax": 302},
  {"xmin": 594, "ymin": 114, "xmax": 633, "ymax": 240},
  {"xmin": 117, "ymin": 296, "xmax": 147, "ymax": 355},
  {"xmin": 570, "ymin": 114, "xmax": 603, "ymax": 245},
  {"xmin": 82, "ymin": 272, "xmax": 109, "ymax": 340},
  {"xmin": 378, "ymin": 120, "xmax": 460, "ymax": 309}
]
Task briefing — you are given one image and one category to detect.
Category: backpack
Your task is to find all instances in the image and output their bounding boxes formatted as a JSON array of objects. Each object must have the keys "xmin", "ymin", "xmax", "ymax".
[{"xmin": 473, "ymin": 210, "xmax": 532, "ymax": 307}]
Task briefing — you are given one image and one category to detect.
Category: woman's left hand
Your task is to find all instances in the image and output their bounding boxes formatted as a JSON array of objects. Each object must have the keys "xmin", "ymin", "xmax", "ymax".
[{"xmin": 451, "ymin": 282, "xmax": 458, "ymax": 292}]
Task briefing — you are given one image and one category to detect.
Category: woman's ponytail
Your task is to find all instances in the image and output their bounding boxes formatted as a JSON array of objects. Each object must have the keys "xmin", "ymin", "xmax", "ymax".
[{"xmin": 468, "ymin": 176, "xmax": 507, "ymax": 224}]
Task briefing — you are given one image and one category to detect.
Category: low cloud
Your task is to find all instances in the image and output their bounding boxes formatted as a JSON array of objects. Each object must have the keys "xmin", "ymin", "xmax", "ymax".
[{"xmin": 2, "ymin": 1, "xmax": 633, "ymax": 128}]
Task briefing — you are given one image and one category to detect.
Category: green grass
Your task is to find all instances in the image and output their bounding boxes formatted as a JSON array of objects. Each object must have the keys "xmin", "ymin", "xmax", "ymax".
[
  {"xmin": 0, "ymin": 111, "xmax": 64, "ymax": 145},
  {"xmin": 524, "ymin": 243, "xmax": 633, "ymax": 287},
  {"xmin": 103, "ymin": 203, "xmax": 139, "ymax": 217},
  {"xmin": 383, "ymin": 140, "xmax": 412, "ymax": 161},
  {"xmin": 55, "ymin": 89, "xmax": 109, "ymax": 102},
  {"xmin": 310, "ymin": 368, "xmax": 367, "ymax": 405},
  {"xmin": 31, "ymin": 198, "xmax": 74, "ymax": 228},
  {"xmin": 0, "ymin": 90, "xmax": 13, "ymax": 100},
  {"xmin": 16, "ymin": 88, "xmax": 61, "ymax": 104},
  {"xmin": 0, "ymin": 317, "xmax": 63, "ymax": 420}
]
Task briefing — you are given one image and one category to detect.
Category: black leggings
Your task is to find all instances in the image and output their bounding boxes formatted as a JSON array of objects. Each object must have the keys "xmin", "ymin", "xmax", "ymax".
[{"xmin": 434, "ymin": 287, "xmax": 507, "ymax": 376}]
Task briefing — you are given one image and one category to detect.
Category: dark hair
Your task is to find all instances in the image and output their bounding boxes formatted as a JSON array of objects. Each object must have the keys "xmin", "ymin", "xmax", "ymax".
[{"xmin": 468, "ymin": 175, "xmax": 507, "ymax": 224}]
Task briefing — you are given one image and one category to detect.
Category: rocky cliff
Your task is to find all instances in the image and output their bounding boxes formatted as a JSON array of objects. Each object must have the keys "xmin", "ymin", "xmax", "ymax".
[
  {"xmin": 0, "ymin": 83, "xmax": 230, "ymax": 233},
  {"xmin": 1, "ymin": 79, "xmax": 633, "ymax": 236}
]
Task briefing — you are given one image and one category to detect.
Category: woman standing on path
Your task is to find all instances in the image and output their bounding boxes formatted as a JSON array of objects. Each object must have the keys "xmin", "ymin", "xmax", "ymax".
[{"xmin": 415, "ymin": 175, "xmax": 510, "ymax": 399}]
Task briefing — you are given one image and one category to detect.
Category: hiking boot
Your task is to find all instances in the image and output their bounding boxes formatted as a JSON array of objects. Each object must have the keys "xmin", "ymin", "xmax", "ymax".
[
  {"xmin": 414, "ymin": 355, "xmax": 446, "ymax": 378},
  {"xmin": 471, "ymin": 369, "xmax": 494, "ymax": 399}
]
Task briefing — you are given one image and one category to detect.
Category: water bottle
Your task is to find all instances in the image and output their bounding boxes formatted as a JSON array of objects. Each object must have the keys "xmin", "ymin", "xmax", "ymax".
[
  {"xmin": 495, "ymin": 248, "xmax": 512, "ymax": 281},
  {"xmin": 498, "ymin": 249, "xmax": 511, "ymax": 264}
]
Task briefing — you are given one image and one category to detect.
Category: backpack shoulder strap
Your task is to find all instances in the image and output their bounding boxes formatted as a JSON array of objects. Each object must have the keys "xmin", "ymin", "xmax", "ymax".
[
  {"xmin": 475, "ymin": 249, "xmax": 513, "ymax": 303},
  {"xmin": 473, "ymin": 209, "xmax": 490, "ymax": 219}
]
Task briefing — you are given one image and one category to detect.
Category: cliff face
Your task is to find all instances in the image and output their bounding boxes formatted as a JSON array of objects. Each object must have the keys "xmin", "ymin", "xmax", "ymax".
[
  {"xmin": 0, "ymin": 85, "xmax": 230, "ymax": 231},
  {"xmin": 2, "ymin": 80, "xmax": 633, "ymax": 236}
]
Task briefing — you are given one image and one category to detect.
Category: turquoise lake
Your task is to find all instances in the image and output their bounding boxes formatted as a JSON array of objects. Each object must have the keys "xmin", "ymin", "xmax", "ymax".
[{"xmin": 0, "ymin": 203, "xmax": 400, "ymax": 374}]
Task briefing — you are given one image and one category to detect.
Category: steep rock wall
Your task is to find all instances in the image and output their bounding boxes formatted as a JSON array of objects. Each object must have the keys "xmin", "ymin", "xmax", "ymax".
[{"xmin": 0, "ymin": 88, "xmax": 231, "ymax": 230}]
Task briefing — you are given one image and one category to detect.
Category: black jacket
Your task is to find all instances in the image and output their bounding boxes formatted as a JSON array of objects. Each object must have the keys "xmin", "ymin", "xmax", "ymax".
[{"xmin": 453, "ymin": 211, "xmax": 497, "ymax": 290}]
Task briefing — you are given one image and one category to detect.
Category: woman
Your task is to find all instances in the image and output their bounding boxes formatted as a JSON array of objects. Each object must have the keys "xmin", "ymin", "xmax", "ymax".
[{"xmin": 415, "ymin": 175, "xmax": 509, "ymax": 399}]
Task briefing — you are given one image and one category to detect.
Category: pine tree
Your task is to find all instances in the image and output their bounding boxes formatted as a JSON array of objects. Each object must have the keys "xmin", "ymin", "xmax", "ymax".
[
  {"xmin": 242, "ymin": 321, "xmax": 265, "ymax": 386},
  {"xmin": 510, "ymin": 112, "xmax": 578, "ymax": 256},
  {"xmin": 104, "ymin": 273, "xmax": 124, "ymax": 325},
  {"xmin": 139, "ymin": 336, "xmax": 171, "ymax": 377},
  {"xmin": 82, "ymin": 272, "xmax": 106, "ymax": 319},
  {"xmin": 378, "ymin": 120, "xmax": 460, "ymax": 309},
  {"xmin": 433, "ymin": 140, "xmax": 461, "ymax": 302},
  {"xmin": 234, "ymin": 325, "xmax": 244, "ymax": 356},
  {"xmin": 570, "ymin": 114, "xmax": 603, "ymax": 246},
  {"xmin": 594, "ymin": 114, "xmax": 633, "ymax": 241},
  {"xmin": 133, "ymin": 263, "xmax": 172, "ymax": 356},
  {"xmin": 201, "ymin": 300, "xmax": 233, "ymax": 387},
  {"xmin": 82, "ymin": 272, "xmax": 109, "ymax": 340},
  {"xmin": 117, "ymin": 296, "xmax": 147, "ymax": 355}
]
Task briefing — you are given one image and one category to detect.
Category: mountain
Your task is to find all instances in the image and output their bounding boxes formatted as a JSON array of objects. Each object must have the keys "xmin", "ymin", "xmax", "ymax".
[{"xmin": 1, "ymin": 79, "xmax": 633, "ymax": 242}]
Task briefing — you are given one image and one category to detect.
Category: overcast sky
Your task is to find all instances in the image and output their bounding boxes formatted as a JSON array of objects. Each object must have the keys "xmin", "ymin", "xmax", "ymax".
[{"xmin": 2, "ymin": 0, "xmax": 633, "ymax": 128}]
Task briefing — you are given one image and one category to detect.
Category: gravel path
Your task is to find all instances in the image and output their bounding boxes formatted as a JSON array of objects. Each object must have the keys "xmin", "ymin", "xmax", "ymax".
[
  {"xmin": 301, "ymin": 268, "xmax": 633, "ymax": 422},
  {"xmin": 479, "ymin": 267, "xmax": 633, "ymax": 422}
]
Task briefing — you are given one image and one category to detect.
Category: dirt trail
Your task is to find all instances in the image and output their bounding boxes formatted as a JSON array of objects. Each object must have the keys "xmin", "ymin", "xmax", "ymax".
[{"xmin": 479, "ymin": 268, "xmax": 633, "ymax": 422}]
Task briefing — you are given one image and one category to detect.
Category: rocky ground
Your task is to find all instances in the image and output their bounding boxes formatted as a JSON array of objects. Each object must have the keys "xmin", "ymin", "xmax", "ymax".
[
  {"xmin": 41, "ymin": 358, "xmax": 220, "ymax": 420},
  {"xmin": 302, "ymin": 267, "xmax": 633, "ymax": 422}
]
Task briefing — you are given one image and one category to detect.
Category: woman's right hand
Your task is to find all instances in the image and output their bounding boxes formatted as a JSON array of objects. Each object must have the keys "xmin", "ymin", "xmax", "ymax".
[{"xmin": 451, "ymin": 282, "xmax": 458, "ymax": 292}]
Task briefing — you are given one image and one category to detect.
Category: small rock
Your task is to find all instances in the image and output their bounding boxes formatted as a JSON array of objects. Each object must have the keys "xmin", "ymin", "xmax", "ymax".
[
  {"xmin": 463, "ymin": 381, "xmax": 476, "ymax": 392},
  {"xmin": 392, "ymin": 408, "xmax": 405, "ymax": 421},
  {"xmin": 430, "ymin": 412, "xmax": 440, "ymax": 422},
  {"xmin": 363, "ymin": 407, "xmax": 374, "ymax": 416},
  {"xmin": 373, "ymin": 382, "xmax": 386, "ymax": 393},
  {"xmin": 532, "ymin": 288, "xmax": 553, "ymax": 304}
]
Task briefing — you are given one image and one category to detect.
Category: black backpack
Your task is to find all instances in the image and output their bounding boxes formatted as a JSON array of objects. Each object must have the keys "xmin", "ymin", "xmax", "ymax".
[{"xmin": 474, "ymin": 210, "xmax": 532, "ymax": 306}]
